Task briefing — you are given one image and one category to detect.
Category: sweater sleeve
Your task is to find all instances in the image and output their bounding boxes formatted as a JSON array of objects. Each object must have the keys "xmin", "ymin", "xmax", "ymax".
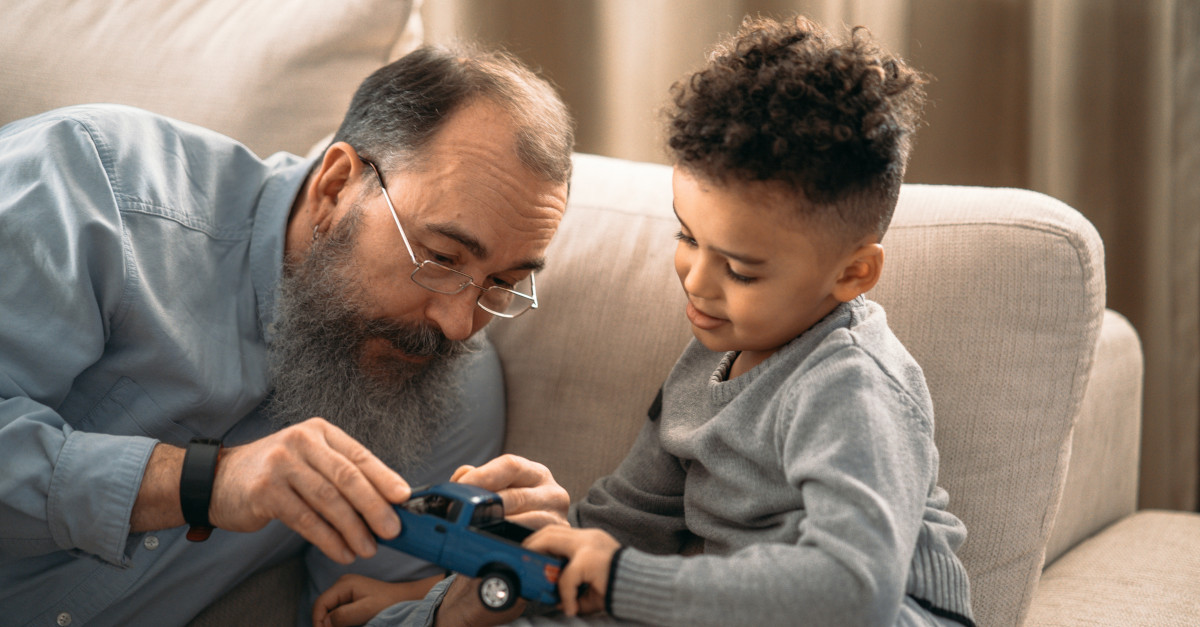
[
  {"xmin": 570, "ymin": 412, "xmax": 692, "ymax": 555},
  {"xmin": 606, "ymin": 346, "xmax": 937, "ymax": 627}
]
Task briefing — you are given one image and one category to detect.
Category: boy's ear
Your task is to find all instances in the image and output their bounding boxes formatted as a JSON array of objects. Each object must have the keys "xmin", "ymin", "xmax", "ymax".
[
  {"xmin": 304, "ymin": 141, "xmax": 362, "ymax": 234},
  {"xmin": 831, "ymin": 243, "xmax": 884, "ymax": 302}
]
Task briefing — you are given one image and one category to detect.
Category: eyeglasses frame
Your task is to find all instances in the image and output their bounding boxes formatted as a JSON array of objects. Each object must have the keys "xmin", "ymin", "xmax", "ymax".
[{"xmin": 359, "ymin": 156, "xmax": 539, "ymax": 319}]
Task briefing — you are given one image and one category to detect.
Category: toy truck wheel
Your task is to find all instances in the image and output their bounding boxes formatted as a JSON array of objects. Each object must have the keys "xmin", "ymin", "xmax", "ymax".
[{"xmin": 477, "ymin": 566, "xmax": 520, "ymax": 611}]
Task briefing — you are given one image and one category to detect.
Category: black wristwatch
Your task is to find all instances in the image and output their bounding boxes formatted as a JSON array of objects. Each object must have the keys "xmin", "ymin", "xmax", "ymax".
[{"xmin": 180, "ymin": 438, "xmax": 222, "ymax": 542}]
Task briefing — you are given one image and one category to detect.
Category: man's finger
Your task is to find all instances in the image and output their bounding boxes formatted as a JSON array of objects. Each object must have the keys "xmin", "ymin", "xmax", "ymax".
[
  {"xmin": 286, "ymin": 464, "xmax": 379, "ymax": 559},
  {"xmin": 319, "ymin": 420, "xmax": 411, "ymax": 503},
  {"xmin": 274, "ymin": 492, "xmax": 357, "ymax": 564},
  {"xmin": 449, "ymin": 464, "xmax": 475, "ymax": 483},
  {"xmin": 455, "ymin": 454, "xmax": 549, "ymax": 492},
  {"xmin": 506, "ymin": 510, "xmax": 569, "ymax": 530},
  {"xmin": 298, "ymin": 426, "xmax": 403, "ymax": 541},
  {"xmin": 496, "ymin": 483, "xmax": 569, "ymax": 518}
]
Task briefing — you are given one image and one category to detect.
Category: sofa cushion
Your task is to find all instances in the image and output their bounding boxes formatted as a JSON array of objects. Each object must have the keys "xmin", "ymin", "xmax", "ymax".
[
  {"xmin": 1025, "ymin": 510, "xmax": 1200, "ymax": 625},
  {"xmin": 0, "ymin": 0, "xmax": 422, "ymax": 158}
]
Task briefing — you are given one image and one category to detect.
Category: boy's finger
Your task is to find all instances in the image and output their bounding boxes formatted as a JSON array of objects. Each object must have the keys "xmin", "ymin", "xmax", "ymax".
[
  {"xmin": 558, "ymin": 565, "xmax": 582, "ymax": 616},
  {"xmin": 522, "ymin": 526, "xmax": 565, "ymax": 557},
  {"xmin": 311, "ymin": 581, "xmax": 355, "ymax": 624},
  {"xmin": 330, "ymin": 600, "xmax": 374, "ymax": 627}
]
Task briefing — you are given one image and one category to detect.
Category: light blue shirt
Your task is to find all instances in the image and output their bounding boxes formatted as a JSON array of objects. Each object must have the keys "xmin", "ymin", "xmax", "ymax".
[{"xmin": 0, "ymin": 105, "xmax": 504, "ymax": 626}]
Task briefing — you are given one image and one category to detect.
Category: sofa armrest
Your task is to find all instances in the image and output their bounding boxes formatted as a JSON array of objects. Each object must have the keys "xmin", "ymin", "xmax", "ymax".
[{"xmin": 1042, "ymin": 309, "xmax": 1144, "ymax": 564}]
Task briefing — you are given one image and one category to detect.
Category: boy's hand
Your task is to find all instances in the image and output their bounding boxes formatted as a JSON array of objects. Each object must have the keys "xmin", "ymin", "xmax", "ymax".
[
  {"xmin": 312, "ymin": 573, "xmax": 443, "ymax": 627},
  {"xmin": 450, "ymin": 454, "xmax": 570, "ymax": 529},
  {"xmin": 523, "ymin": 526, "xmax": 621, "ymax": 617}
]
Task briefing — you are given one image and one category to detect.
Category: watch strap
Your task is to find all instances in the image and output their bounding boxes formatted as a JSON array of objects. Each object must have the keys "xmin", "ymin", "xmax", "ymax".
[{"xmin": 180, "ymin": 438, "xmax": 222, "ymax": 542}]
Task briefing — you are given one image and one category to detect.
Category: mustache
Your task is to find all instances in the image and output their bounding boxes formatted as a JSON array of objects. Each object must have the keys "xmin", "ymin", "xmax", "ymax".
[{"xmin": 363, "ymin": 318, "xmax": 465, "ymax": 359}]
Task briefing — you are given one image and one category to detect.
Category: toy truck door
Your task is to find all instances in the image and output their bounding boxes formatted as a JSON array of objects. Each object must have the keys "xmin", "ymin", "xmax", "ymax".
[{"xmin": 401, "ymin": 494, "xmax": 464, "ymax": 563}]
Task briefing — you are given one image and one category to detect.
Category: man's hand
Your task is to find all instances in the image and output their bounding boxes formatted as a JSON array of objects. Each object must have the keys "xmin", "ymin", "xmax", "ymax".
[
  {"xmin": 449, "ymin": 454, "xmax": 569, "ymax": 529},
  {"xmin": 208, "ymin": 417, "xmax": 409, "ymax": 564},
  {"xmin": 524, "ymin": 526, "xmax": 621, "ymax": 617},
  {"xmin": 312, "ymin": 573, "xmax": 443, "ymax": 627}
]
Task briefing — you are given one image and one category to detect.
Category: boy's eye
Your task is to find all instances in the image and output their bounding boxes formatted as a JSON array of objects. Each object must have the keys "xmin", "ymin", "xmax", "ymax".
[
  {"xmin": 726, "ymin": 265, "xmax": 756, "ymax": 285},
  {"xmin": 674, "ymin": 231, "xmax": 697, "ymax": 247}
]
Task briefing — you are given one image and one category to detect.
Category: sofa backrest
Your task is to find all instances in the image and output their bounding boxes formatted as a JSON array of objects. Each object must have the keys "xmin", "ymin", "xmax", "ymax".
[
  {"xmin": 489, "ymin": 154, "xmax": 691, "ymax": 499},
  {"xmin": 489, "ymin": 153, "xmax": 1107, "ymax": 627},
  {"xmin": 0, "ymin": 0, "xmax": 422, "ymax": 158},
  {"xmin": 871, "ymin": 184, "xmax": 1106, "ymax": 625}
]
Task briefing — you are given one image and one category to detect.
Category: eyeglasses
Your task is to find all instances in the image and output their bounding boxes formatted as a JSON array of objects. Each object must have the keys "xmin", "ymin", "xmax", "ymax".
[{"xmin": 361, "ymin": 157, "xmax": 538, "ymax": 318}]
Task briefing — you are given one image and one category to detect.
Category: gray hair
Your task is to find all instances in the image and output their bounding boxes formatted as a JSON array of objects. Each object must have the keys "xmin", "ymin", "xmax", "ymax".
[{"xmin": 332, "ymin": 43, "xmax": 574, "ymax": 184}]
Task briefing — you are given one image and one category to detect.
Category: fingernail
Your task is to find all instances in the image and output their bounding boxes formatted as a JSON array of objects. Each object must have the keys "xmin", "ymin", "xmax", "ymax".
[
  {"xmin": 341, "ymin": 548, "xmax": 355, "ymax": 563},
  {"xmin": 384, "ymin": 514, "xmax": 401, "ymax": 538}
]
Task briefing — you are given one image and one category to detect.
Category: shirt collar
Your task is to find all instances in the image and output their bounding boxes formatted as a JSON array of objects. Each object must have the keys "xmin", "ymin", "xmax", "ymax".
[{"xmin": 250, "ymin": 154, "xmax": 319, "ymax": 344}]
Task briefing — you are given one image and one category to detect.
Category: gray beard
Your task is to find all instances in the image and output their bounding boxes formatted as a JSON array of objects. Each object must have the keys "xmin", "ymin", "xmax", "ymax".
[{"xmin": 266, "ymin": 207, "xmax": 479, "ymax": 472}]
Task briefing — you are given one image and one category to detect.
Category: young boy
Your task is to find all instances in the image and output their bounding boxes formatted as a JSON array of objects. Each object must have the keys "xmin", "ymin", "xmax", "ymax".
[
  {"xmin": 521, "ymin": 14, "xmax": 974, "ymax": 627},
  {"xmin": 320, "ymin": 14, "xmax": 973, "ymax": 627}
]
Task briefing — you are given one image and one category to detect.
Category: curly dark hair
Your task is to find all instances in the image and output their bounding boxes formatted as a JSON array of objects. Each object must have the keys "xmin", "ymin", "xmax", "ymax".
[{"xmin": 668, "ymin": 15, "xmax": 926, "ymax": 240}]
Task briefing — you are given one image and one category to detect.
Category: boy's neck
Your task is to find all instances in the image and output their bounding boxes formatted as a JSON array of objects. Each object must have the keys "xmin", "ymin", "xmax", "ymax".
[{"xmin": 730, "ymin": 350, "xmax": 767, "ymax": 379}]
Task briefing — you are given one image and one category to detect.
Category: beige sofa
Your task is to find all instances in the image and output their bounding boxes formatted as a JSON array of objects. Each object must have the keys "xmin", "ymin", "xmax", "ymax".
[{"xmin": 3, "ymin": 1, "xmax": 1197, "ymax": 625}]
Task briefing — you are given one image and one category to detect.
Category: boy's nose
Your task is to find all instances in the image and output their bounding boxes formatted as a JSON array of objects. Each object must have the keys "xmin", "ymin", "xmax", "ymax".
[{"xmin": 680, "ymin": 255, "xmax": 719, "ymax": 300}]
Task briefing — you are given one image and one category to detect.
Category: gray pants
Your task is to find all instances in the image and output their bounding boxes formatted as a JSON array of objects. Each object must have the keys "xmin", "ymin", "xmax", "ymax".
[{"xmin": 507, "ymin": 594, "xmax": 966, "ymax": 626}]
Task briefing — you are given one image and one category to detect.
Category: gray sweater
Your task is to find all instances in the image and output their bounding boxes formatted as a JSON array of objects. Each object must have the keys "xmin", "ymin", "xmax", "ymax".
[{"xmin": 571, "ymin": 297, "xmax": 974, "ymax": 627}]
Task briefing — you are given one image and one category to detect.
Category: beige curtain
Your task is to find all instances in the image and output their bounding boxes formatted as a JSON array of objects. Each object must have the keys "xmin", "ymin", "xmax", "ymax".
[{"xmin": 424, "ymin": 0, "xmax": 1200, "ymax": 512}]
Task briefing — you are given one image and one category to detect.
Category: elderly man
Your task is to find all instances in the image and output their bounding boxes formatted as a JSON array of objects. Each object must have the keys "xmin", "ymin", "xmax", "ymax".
[{"xmin": 0, "ymin": 45, "xmax": 571, "ymax": 625}]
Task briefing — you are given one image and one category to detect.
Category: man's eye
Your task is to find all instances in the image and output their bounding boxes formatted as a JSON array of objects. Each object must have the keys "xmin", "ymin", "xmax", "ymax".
[
  {"xmin": 429, "ymin": 251, "xmax": 457, "ymax": 266},
  {"xmin": 490, "ymin": 275, "xmax": 523, "ymax": 290}
]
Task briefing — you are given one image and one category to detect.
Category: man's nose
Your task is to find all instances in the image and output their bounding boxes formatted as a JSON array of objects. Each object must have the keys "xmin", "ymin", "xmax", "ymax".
[{"xmin": 424, "ymin": 289, "xmax": 479, "ymax": 341}]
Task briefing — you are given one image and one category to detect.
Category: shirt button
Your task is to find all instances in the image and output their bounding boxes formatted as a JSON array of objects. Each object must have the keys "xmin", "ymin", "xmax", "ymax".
[
  {"xmin": 57, "ymin": 612, "xmax": 72, "ymax": 626},
  {"xmin": 143, "ymin": 535, "xmax": 160, "ymax": 550}
]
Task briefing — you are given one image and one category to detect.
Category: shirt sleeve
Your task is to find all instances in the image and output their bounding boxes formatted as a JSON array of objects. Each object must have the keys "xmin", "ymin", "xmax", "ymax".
[
  {"xmin": 570, "ymin": 406, "xmax": 691, "ymax": 555},
  {"xmin": 365, "ymin": 575, "xmax": 453, "ymax": 627},
  {"xmin": 0, "ymin": 112, "xmax": 157, "ymax": 566},
  {"xmin": 606, "ymin": 347, "xmax": 937, "ymax": 627}
]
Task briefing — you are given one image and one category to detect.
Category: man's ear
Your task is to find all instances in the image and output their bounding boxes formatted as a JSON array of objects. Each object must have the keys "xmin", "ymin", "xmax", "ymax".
[
  {"xmin": 831, "ymin": 243, "xmax": 884, "ymax": 303},
  {"xmin": 304, "ymin": 141, "xmax": 362, "ymax": 234}
]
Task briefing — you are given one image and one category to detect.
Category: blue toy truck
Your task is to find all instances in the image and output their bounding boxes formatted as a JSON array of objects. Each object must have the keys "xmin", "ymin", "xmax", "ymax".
[{"xmin": 378, "ymin": 482, "xmax": 564, "ymax": 611}]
